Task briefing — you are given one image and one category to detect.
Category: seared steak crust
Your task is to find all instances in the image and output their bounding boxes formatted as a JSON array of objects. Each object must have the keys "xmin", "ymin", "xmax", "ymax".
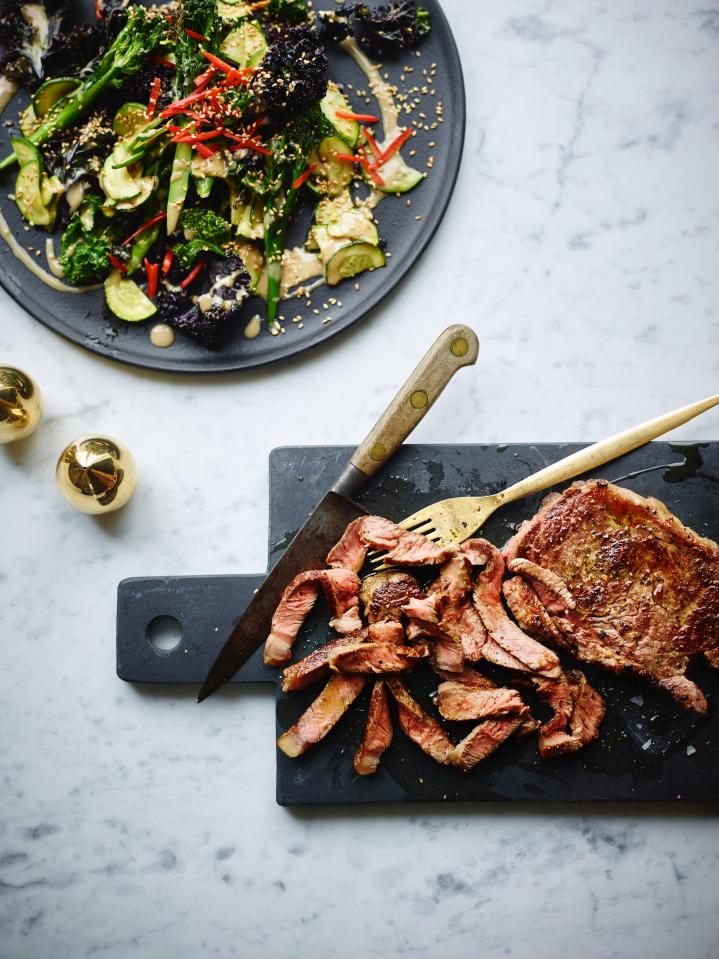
[{"xmin": 504, "ymin": 480, "xmax": 719, "ymax": 714}]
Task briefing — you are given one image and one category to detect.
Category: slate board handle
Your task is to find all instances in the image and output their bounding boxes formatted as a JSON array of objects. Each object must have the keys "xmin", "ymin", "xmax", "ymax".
[{"xmin": 349, "ymin": 325, "xmax": 479, "ymax": 478}]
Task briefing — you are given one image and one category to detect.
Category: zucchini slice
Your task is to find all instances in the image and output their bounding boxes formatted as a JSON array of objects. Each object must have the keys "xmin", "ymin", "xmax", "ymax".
[
  {"xmin": 11, "ymin": 136, "xmax": 41, "ymax": 167},
  {"xmin": 368, "ymin": 149, "xmax": 423, "ymax": 195},
  {"xmin": 310, "ymin": 137, "xmax": 355, "ymax": 198},
  {"xmin": 113, "ymin": 102, "xmax": 149, "ymax": 139},
  {"xmin": 217, "ymin": 0, "xmax": 251, "ymax": 19},
  {"xmin": 105, "ymin": 270, "xmax": 157, "ymax": 322},
  {"xmin": 115, "ymin": 175, "xmax": 157, "ymax": 211},
  {"xmin": 100, "ymin": 145, "xmax": 143, "ymax": 202},
  {"xmin": 31, "ymin": 77, "xmax": 80, "ymax": 118},
  {"xmin": 15, "ymin": 161, "xmax": 54, "ymax": 226},
  {"xmin": 220, "ymin": 20, "xmax": 267, "ymax": 67},
  {"xmin": 320, "ymin": 83, "xmax": 360, "ymax": 149},
  {"xmin": 325, "ymin": 242, "xmax": 385, "ymax": 286}
]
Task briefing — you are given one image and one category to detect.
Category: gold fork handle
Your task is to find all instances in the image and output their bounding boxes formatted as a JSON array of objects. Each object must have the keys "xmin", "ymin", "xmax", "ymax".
[
  {"xmin": 350, "ymin": 325, "xmax": 479, "ymax": 478},
  {"xmin": 496, "ymin": 393, "xmax": 719, "ymax": 508}
]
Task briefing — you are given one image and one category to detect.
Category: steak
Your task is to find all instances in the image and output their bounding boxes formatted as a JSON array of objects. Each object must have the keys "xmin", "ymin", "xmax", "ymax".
[
  {"xmin": 359, "ymin": 571, "xmax": 424, "ymax": 623},
  {"xmin": 327, "ymin": 515, "xmax": 457, "ymax": 572},
  {"xmin": 328, "ymin": 641, "xmax": 430, "ymax": 674},
  {"xmin": 277, "ymin": 674, "xmax": 366, "ymax": 757},
  {"xmin": 436, "ymin": 683, "xmax": 528, "ymax": 721},
  {"xmin": 503, "ymin": 480, "xmax": 719, "ymax": 714},
  {"xmin": 354, "ymin": 681, "xmax": 393, "ymax": 776}
]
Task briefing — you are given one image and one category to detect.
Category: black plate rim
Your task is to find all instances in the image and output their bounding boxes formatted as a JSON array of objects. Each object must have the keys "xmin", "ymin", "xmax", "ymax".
[{"xmin": 0, "ymin": 1, "xmax": 466, "ymax": 375}]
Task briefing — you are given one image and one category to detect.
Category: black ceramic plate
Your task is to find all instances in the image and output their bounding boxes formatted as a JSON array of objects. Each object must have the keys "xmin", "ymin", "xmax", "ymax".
[{"xmin": 0, "ymin": 1, "xmax": 464, "ymax": 373}]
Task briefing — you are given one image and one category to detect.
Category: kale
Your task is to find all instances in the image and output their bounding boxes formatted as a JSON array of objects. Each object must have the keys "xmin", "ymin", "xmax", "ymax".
[
  {"xmin": 318, "ymin": 1, "xmax": 430, "ymax": 57},
  {"xmin": 59, "ymin": 202, "xmax": 112, "ymax": 286},
  {"xmin": 173, "ymin": 209, "xmax": 232, "ymax": 269},
  {"xmin": 265, "ymin": 0, "xmax": 309, "ymax": 25},
  {"xmin": 251, "ymin": 26, "xmax": 328, "ymax": 123}
]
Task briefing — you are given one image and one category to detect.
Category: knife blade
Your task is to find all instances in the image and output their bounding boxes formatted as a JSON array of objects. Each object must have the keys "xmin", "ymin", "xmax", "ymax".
[{"xmin": 197, "ymin": 324, "xmax": 479, "ymax": 702}]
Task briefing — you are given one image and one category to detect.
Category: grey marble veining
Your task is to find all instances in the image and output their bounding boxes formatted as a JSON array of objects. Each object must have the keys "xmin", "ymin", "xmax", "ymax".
[{"xmin": 1, "ymin": 0, "xmax": 719, "ymax": 956}]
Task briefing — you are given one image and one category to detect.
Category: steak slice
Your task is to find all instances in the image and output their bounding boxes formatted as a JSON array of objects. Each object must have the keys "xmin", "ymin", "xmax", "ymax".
[
  {"xmin": 436, "ymin": 683, "xmax": 528, "ymax": 721},
  {"xmin": 359, "ymin": 571, "xmax": 424, "ymax": 623},
  {"xmin": 277, "ymin": 674, "xmax": 366, "ymax": 757},
  {"xmin": 281, "ymin": 631, "xmax": 367, "ymax": 692},
  {"xmin": 449, "ymin": 715, "xmax": 527, "ymax": 772},
  {"xmin": 468, "ymin": 539, "xmax": 562, "ymax": 677},
  {"xmin": 327, "ymin": 515, "xmax": 457, "ymax": 572},
  {"xmin": 386, "ymin": 679, "xmax": 454, "ymax": 765},
  {"xmin": 504, "ymin": 480, "xmax": 719, "ymax": 714},
  {"xmin": 328, "ymin": 641, "xmax": 430, "ymax": 674},
  {"xmin": 264, "ymin": 568, "xmax": 361, "ymax": 666},
  {"xmin": 354, "ymin": 681, "xmax": 393, "ymax": 776}
]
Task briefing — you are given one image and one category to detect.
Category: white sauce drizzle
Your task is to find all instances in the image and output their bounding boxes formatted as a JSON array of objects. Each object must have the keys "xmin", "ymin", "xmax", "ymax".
[
  {"xmin": 0, "ymin": 208, "xmax": 98, "ymax": 293},
  {"xmin": 150, "ymin": 323, "xmax": 175, "ymax": 348},
  {"xmin": 243, "ymin": 314, "xmax": 261, "ymax": 339},
  {"xmin": 340, "ymin": 37, "xmax": 400, "ymax": 137},
  {"xmin": 66, "ymin": 181, "xmax": 85, "ymax": 213},
  {"xmin": 21, "ymin": 4, "xmax": 49, "ymax": 77},
  {"xmin": 45, "ymin": 238, "xmax": 64, "ymax": 277}
]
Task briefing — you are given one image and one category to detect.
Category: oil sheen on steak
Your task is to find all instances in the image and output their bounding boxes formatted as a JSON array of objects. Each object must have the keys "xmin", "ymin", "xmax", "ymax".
[{"xmin": 503, "ymin": 480, "xmax": 719, "ymax": 714}]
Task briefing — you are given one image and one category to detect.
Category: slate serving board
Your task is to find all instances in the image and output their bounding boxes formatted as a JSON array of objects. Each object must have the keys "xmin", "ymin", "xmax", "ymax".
[{"xmin": 116, "ymin": 443, "xmax": 719, "ymax": 805}]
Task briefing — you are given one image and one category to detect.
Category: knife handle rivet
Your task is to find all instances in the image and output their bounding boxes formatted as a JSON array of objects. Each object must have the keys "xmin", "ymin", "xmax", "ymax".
[
  {"xmin": 450, "ymin": 336, "xmax": 469, "ymax": 357},
  {"xmin": 369, "ymin": 442, "xmax": 387, "ymax": 462},
  {"xmin": 410, "ymin": 390, "xmax": 429, "ymax": 410}
]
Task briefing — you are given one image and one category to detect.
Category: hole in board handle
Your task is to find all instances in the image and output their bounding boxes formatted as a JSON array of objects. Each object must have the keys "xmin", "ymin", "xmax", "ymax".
[{"xmin": 147, "ymin": 615, "xmax": 183, "ymax": 654}]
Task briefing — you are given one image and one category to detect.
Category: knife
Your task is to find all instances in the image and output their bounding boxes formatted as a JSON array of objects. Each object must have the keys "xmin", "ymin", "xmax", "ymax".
[{"xmin": 197, "ymin": 324, "xmax": 480, "ymax": 702}]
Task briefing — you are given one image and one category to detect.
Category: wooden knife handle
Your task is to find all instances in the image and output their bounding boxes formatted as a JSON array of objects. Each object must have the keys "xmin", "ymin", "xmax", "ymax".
[
  {"xmin": 350, "ymin": 325, "xmax": 479, "ymax": 478},
  {"xmin": 498, "ymin": 393, "xmax": 719, "ymax": 506}
]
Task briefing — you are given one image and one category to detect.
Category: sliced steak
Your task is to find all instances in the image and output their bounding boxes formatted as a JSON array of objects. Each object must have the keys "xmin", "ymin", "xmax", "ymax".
[
  {"xmin": 504, "ymin": 479, "xmax": 719, "ymax": 714},
  {"xmin": 360, "ymin": 571, "xmax": 424, "ymax": 623},
  {"xmin": 449, "ymin": 715, "xmax": 527, "ymax": 772},
  {"xmin": 368, "ymin": 621, "xmax": 405, "ymax": 644},
  {"xmin": 328, "ymin": 641, "xmax": 430, "ymax": 674},
  {"xmin": 406, "ymin": 618, "xmax": 464, "ymax": 672},
  {"xmin": 436, "ymin": 683, "xmax": 528, "ymax": 721},
  {"xmin": 386, "ymin": 679, "xmax": 454, "ymax": 765},
  {"xmin": 537, "ymin": 669, "xmax": 605, "ymax": 757},
  {"xmin": 354, "ymin": 681, "xmax": 393, "ymax": 776},
  {"xmin": 428, "ymin": 554, "xmax": 487, "ymax": 662},
  {"xmin": 327, "ymin": 515, "xmax": 457, "ymax": 572},
  {"xmin": 264, "ymin": 568, "xmax": 361, "ymax": 666},
  {"xmin": 468, "ymin": 539, "xmax": 561, "ymax": 677},
  {"xmin": 281, "ymin": 632, "xmax": 367, "ymax": 693},
  {"xmin": 277, "ymin": 674, "xmax": 366, "ymax": 757}
]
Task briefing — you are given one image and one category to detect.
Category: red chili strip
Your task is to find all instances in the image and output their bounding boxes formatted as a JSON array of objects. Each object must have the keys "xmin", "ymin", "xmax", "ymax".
[
  {"xmin": 362, "ymin": 128, "xmax": 382, "ymax": 160},
  {"xmin": 180, "ymin": 259, "xmax": 207, "ymax": 289},
  {"xmin": 160, "ymin": 89, "xmax": 210, "ymax": 117},
  {"xmin": 146, "ymin": 77, "xmax": 163, "ymax": 120},
  {"xmin": 194, "ymin": 65, "xmax": 217, "ymax": 90},
  {"xmin": 172, "ymin": 128, "xmax": 222, "ymax": 143},
  {"xmin": 194, "ymin": 141, "xmax": 219, "ymax": 158},
  {"xmin": 335, "ymin": 153, "xmax": 366, "ymax": 164},
  {"xmin": 108, "ymin": 253, "xmax": 126, "ymax": 273},
  {"xmin": 336, "ymin": 110, "xmax": 380, "ymax": 124},
  {"xmin": 377, "ymin": 128, "xmax": 413, "ymax": 165},
  {"xmin": 161, "ymin": 249, "xmax": 174, "ymax": 274},
  {"xmin": 121, "ymin": 211, "xmax": 167, "ymax": 247},
  {"xmin": 248, "ymin": 0, "xmax": 271, "ymax": 9},
  {"xmin": 201, "ymin": 50, "xmax": 236, "ymax": 75},
  {"xmin": 184, "ymin": 27, "xmax": 209, "ymax": 41},
  {"xmin": 144, "ymin": 258, "xmax": 159, "ymax": 299},
  {"xmin": 292, "ymin": 163, "xmax": 318, "ymax": 190},
  {"xmin": 95, "ymin": 0, "xmax": 103, "ymax": 19},
  {"xmin": 223, "ymin": 130, "xmax": 272, "ymax": 155}
]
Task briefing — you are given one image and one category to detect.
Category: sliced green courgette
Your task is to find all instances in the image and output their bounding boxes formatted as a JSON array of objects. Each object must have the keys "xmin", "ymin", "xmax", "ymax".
[
  {"xmin": 217, "ymin": 0, "xmax": 250, "ymax": 19},
  {"xmin": 368, "ymin": 148, "xmax": 423, "ymax": 194},
  {"xmin": 105, "ymin": 270, "xmax": 157, "ymax": 322},
  {"xmin": 115, "ymin": 175, "xmax": 156, "ymax": 211},
  {"xmin": 15, "ymin": 161, "xmax": 54, "ymax": 226},
  {"xmin": 325, "ymin": 242, "xmax": 385, "ymax": 286},
  {"xmin": 314, "ymin": 189, "xmax": 355, "ymax": 226},
  {"xmin": 195, "ymin": 176, "xmax": 214, "ymax": 199},
  {"xmin": 113, "ymin": 102, "xmax": 148, "ymax": 139},
  {"xmin": 327, "ymin": 210, "xmax": 379, "ymax": 246},
  {"xmin": 11, "ymin": 136, "xmax": 41, "ymax": 167},
  {"xmin": 19, "ymin": 105, "xmax": 39, "ymax": 138},
  {"xmin": 220, "ymin": 20, "xmax": 267, "ymax": 67},
  {"xmin": 320, "ymin": 83, "xmax": 359, "ymax": 149},
  {"xmin": 310, "ymin": 137, "xmax": 355, "ymax": 198},
  {"xmin": 234, "ymin": 197, "xmax": 264, "ymax": 240},
  {"xmin": 100, "ymin": 145, "xmax": 142, "ymax": 201},
  {"xmin": 32, "ymin": 77, "xmax": 80, "ymax": 118}
]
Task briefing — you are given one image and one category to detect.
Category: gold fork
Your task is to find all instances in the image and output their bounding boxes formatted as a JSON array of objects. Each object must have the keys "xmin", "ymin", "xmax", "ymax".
[{"xmin": 369, "ymin": 393, "xmax": 719, "ymax": 568}]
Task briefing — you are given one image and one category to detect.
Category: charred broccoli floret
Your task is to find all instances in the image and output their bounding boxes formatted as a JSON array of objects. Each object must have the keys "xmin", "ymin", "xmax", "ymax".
[
  {"xmin": 252, "ymin": 26, "xmax": 328, "ymax": 123},
  {"xmin": 159, "ymin": 255, "xmax": 250, "ymax": 349},
  {"xmin": 174, "ymin": 209, "xmax": 232, "ymax": 269},
  {"xmin": 59, "ymin": 200, "xmax": 113, "ymax": 286},
  {"xmin": 318, "ymin": 1, "xmax": 430, "ymax": 57}
]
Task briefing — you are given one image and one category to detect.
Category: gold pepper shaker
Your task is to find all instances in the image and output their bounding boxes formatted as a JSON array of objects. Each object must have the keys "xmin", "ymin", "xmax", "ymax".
[
  {"xmin": 0, "ymin": 367, "xmax": 43, "ymax": 444},
  {"xmin": 56, "ymin": 435, "xmax": 137, "ymax": 514}
]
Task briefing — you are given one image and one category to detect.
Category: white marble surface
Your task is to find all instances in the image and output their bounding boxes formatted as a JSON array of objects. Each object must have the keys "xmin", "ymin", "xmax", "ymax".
[{"xmin": 2, "ymin": 1, "xmax": 719, "ymax": 956}]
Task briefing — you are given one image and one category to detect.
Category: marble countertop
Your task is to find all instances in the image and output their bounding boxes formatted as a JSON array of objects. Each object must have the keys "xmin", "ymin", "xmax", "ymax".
[{"xmin": 2, "ymin": 1, "xmax": 718, "ymax": 956}]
